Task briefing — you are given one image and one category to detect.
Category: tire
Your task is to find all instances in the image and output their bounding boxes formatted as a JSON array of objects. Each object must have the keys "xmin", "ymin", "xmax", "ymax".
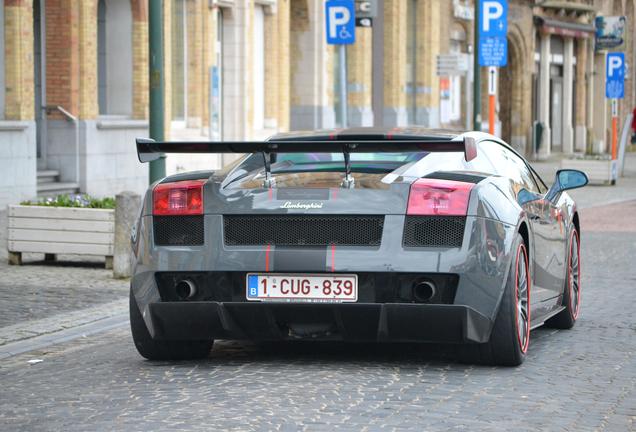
[
  {"xmin": 130, "ymin": 288, "xmax": 213, "ymax": 360},
  {"xmin": 546, "ymin": 228, "xmax": 581, "ymax": 329},
  {"xmin": 460, "ymin": 234, "xmax": 531, "ymax": 366}
]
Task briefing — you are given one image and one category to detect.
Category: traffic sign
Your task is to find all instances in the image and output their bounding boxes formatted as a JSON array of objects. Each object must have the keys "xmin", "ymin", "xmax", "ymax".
[
  {"xmin": 488, "ymin": 66, "xmax": 497, "ymax": 95},
  {"xmin": 479, "ymin": 37, "xmax": 507, "ymax": 67},
  {"xmin": 356, "ymin": 17, "xmax": 372, "ymax": 27},
  {"xmin": 479, "ymin": 0, "xmax": 507, "ymax": 37},
  {"xmin": 606, "ymin": 52, "xmax": 625, "ymax": 99},
  {"xmin": 355, "ymin": 0, "xmax": 377, "ymax": 19},
  {"xmin": 325, "ymin": 0, "xmax": 356, "ymax": 45},
  {"xmin": 436, "ymin": 53, "xmax": 469, "ymax": 76},
  {"xmin": 478, "ymin": 0, "xmax": 508, "ymax": 67}
]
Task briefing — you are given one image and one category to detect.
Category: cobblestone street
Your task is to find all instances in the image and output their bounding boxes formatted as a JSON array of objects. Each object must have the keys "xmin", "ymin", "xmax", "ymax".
[
  {"xmin": 0, "ymin": 206, "xmax": 634, "ymax": 429},
  {"xmin": 1, "ymin": 158, "xmax": 636, "ymax": 431},
  {"xmin": 1, "ymin": 0, "xmax": 636, "ymax": 428}
]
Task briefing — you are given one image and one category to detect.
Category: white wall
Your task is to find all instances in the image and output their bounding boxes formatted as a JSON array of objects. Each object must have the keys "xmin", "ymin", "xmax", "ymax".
[
  {"xmin": 82, "ymin": 120, "xmax": 148, "ymax": 196},
  {"xmin": 104, "ymin": 0, "xmax": 133, "ymax": 116},
  {"xmin": 46, "ymin": 120, "xmax": 148, "ymax": 198},
  {"xmin": 0, "ymin": 123, "xmax": 37, "ymax": 207}
]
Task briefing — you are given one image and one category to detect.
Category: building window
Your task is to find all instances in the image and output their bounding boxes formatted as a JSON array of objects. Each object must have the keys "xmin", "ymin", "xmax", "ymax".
[{"xmin": 97, "ymin": 0, "xmax": 133, "ymax": 116}]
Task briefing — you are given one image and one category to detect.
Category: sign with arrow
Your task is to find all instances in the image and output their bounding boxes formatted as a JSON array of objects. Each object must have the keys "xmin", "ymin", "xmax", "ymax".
[{"xmin": 488, "ymin": 66, "xmax": 497, "ymax": 95}]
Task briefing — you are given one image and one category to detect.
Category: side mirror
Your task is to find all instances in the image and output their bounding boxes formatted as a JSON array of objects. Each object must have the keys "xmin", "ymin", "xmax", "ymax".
[
  {"xmin": 557, "ymin": 169, "xmax": 589, "ymax": 191},
  {"xmin": 546, "ymin": 169, "xmax": 588, "ymax": 201}
]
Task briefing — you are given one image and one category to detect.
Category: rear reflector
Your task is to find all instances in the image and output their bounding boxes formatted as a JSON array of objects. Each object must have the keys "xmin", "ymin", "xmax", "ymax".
[
  {"xmin": 407, "ymin": 178, "xmax": 474, "ymax": 216},
  {"xmin": 153, "ymin": 179, "xmax": 205, "ymax": 216}
]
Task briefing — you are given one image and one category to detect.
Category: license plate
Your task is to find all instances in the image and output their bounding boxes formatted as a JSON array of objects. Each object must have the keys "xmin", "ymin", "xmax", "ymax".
[{"xmin": 246, "ymin": 273, "xmax": 357, "ymax": 303}]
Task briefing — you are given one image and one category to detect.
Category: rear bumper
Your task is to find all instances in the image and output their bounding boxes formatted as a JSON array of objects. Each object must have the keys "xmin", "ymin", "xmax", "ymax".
[{"xmin": 147, "ymin": 302, "xmax": 492, "ymax": 343}]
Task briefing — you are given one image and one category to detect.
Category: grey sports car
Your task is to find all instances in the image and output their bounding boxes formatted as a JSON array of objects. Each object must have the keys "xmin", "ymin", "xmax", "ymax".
[{"xmin": 130, "ymin": 128, "xmax": 588, "ymax": 366}]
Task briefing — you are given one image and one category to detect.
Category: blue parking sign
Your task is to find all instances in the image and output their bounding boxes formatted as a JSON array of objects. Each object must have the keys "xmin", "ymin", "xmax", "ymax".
[
  {"xmin": 479, "ymin": 0, "xmax": 508, "ymax": 38},
  {"xmin": 325, "ymin": 0, "xmax": 355, "ymax": 45},
  {"xmin": 606, "ymin": 52, "xmax": 625, "ymax": 99},
  {"xmin": 478, "ymin": 0, "xmax": 508, "ymax": 66}
]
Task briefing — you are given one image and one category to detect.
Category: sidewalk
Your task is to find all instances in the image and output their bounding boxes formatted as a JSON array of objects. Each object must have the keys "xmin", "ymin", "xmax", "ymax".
[
  {"xmin": 1, "ymin": 152, "xmax": 635, "ymax": 352},
  {"xmin": 530, "ymin": 152, "xmax": 636, "ymax": 209},
  {"xmin": 0, "ymin": 209, "xmax": 128, "ymax": 348}
]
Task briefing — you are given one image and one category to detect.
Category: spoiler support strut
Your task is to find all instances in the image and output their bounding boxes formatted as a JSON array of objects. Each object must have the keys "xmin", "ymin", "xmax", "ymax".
[
  {"xmin": 341, "ymin": 148, "xmax": 354, "ymax": 188},
  {"xmin": 261, "ymin": 152, "xmax": 274, "ymax": 188}
]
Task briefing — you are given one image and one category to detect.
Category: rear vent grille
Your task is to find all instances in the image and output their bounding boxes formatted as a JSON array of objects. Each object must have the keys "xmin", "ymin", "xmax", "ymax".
[
  {"xmin": 403, "ymin": 216, "xmax": 465, "ymax": 248},
  {"xmin": 224, "ymin": 215, "xmax": 384, "ymax": 246},
  {"xmin": 154, "ymin": 215, "xmax": 204, "ymax": 246}
]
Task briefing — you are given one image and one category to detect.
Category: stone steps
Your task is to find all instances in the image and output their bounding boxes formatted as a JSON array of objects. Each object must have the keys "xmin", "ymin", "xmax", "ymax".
[{"xmin": 36, "ymin": 170, "xmax": 80, "ymax": 197}]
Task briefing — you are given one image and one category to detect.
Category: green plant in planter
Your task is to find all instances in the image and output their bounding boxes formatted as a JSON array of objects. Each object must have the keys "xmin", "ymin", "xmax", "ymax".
[{"xmin": 21, "ymin": 194, "xmax": 116, "ymax": 209}]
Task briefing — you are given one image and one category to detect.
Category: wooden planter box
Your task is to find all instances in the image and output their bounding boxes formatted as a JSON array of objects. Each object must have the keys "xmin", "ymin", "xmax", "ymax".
[
  {"xmin": 7, "ymin": 205, "xmax": 115, "ymax": 267},
  {"xmin": 560, "ymin": 158, "xmax": 617, "ymax": 185}
]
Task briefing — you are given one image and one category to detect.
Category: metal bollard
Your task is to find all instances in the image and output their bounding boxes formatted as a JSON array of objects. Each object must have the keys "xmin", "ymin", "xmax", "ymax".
[{"xmin": 113, "ymin": 191, "xmax": 141, "ymax": 279}]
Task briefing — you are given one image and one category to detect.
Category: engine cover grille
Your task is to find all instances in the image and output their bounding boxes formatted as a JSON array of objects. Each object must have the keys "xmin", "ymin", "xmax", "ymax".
[
  {"xmin": 154, "ymin": 215, "xmax": 204, "ymax": 246},
  {"xmin": 223, "ymin": 215, "xmax": 384, "ymax": 246},
  {"xmin": 403, "ymin": 216, "xmax": 466, "ymax": 247}
]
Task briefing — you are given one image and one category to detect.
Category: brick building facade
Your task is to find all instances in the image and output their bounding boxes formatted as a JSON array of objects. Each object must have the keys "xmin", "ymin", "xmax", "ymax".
[{"xmin": 0, "ymin": 0, "xmax": 634, "ymax": 207}]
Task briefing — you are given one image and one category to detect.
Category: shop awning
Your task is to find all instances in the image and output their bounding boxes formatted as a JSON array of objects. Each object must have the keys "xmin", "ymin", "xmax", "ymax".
[{"xmin": 534, "ymin": 16, "xmax": 596, "ymax": 39}]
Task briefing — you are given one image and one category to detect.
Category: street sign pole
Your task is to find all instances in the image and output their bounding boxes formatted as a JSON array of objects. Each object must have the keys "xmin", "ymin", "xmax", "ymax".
[
  {"xmin": 326, "ymin": 0, "xmax": 355, "ymax": 128},
  {"xmin": 488, "ymin": 66, "xmax": 497, "ymax": 135},
  {"xmin": 473, "ymin": 1, "xmax": 481, "ymax": 131},
  {"xmin": 148, "ymin": 0, "xmax": 165, "ymax": 184},
  {"xmin": 605, "ymin": 52, "xmax": 625, "ymax": 163},
  {"xmin": 339, "ymin": 45, "xmax": 348, "ymax": 128},
  {"xmin": 611, "ymin": 98, "xmax": 618, "ymax": 160},
  {"xmin": 477, "ymin": 0, "xmax": 508, "ymax": 135}
]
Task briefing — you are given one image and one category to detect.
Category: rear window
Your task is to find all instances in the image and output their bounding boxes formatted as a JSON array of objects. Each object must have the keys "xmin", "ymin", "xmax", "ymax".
[{"xmin": 270, "ymin": 152, "xmax": 426, "ymax": 173}]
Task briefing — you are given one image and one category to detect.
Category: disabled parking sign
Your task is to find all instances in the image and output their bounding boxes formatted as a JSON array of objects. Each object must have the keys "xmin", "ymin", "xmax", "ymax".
[{"xmin": 325, "ymin": 0, "xmax": 355, "ymax": 45}]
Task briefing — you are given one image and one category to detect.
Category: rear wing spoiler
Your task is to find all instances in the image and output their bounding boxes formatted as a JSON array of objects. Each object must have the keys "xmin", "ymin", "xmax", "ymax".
[{"xmin": 135, "ymin": 137, "xmax": 477, "ymax": 163}]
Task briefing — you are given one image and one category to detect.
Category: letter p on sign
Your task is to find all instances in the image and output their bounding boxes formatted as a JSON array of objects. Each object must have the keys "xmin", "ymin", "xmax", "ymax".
[
  {"xmin": 483, "ymin": 2, "xmax": 502, "ymax": 31},
  {"xmin": 608, "ymin": 56, "xmax": 623, "ymax": 77},
  {"xmin": 329, "ymin": 7, "xmax": 350, "ymax": 38},
  {"xmin": 479, "ymin": 0, "xmax": 507, "ymax": 37}
]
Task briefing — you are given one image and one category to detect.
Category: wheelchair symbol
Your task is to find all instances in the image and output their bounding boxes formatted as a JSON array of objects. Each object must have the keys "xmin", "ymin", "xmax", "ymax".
[{"xmin": 339, "ymin": 26, "xmax": 352, "ymax": 40}]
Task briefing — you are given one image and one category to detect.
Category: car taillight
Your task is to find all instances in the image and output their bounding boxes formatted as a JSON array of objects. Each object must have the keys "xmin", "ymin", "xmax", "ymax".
[
  {"xmin": 153, "ymin": 180, "xmax": 205, "ymax": 215},
  {"xmin": 406, "ymin": 178, "xmax": 474, "ymax": 216}
]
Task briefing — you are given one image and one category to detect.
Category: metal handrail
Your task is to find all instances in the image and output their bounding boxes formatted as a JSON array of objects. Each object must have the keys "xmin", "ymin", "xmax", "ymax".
[{"xmin": 45, "ymin": 105, "xmax": 77, "ymax": 122}]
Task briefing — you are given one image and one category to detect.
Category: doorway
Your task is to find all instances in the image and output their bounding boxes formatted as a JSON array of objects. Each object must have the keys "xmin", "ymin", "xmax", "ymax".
[{"xmin": 550, "ymin": 65, "xmax": 563, "ymax": 152}]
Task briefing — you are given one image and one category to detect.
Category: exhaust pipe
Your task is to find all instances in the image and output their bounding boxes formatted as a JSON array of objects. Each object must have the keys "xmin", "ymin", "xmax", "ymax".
[
  {"xmin": 175, "ymin": 279, "xmax": 197, "ymax": 300},
  {"xmin": 413, "ymin": 280, "xmax": 436, "ymax": 303}
]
